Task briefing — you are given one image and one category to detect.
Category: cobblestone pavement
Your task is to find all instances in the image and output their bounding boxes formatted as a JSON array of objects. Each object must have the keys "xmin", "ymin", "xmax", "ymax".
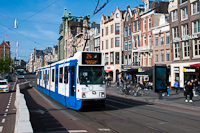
[{"xmin": 106, "ymin": 83, "xmax": 200, "ymax": 111}]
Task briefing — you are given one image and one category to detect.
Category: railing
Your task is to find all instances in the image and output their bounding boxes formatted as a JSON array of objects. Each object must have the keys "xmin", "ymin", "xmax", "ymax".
[{"xmin": 138, "ymin": 45, "xmax": 153, "ymax": 52}]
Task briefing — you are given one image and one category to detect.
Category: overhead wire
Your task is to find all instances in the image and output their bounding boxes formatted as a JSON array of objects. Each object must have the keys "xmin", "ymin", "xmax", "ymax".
[{"xmin": 0, "ymin": 0, "xmax": 60, "ymax": 47}]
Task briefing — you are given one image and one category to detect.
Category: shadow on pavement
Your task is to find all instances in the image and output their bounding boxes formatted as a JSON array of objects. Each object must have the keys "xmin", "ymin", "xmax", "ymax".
[{"xmin": 20, "ymin": 88, "xmax": 66, "ymax": 132}]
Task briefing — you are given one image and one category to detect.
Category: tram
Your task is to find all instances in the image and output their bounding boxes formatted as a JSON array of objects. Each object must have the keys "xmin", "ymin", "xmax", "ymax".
[{"xmin": 37, "ymin": 51, "xmax": 106, "ymax": 110}]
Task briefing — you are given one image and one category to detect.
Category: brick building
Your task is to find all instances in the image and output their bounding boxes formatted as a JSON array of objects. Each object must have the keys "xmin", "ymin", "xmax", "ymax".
[{"xmin": 0, "ymin": 41, "xmax": 10, "ymax": 58}]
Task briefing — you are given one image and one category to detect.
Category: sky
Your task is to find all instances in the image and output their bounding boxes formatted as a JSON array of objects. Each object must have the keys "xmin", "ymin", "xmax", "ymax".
[{"xmin": 0, "ymin": 0, "xmax": 144, "ymax": 62}]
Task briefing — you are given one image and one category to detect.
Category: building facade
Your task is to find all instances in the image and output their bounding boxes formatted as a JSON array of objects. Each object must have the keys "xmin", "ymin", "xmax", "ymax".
[
  {"xmin": 100, "ymin": 6, "xmax": 125, "ymax": 82},
  {"xmin": 168, "ymin": 0, "xmax": 200, "ymax": 88},
  {"xmin": 0, "ymin": 41, "xmax": 10, "ymax": 58}
]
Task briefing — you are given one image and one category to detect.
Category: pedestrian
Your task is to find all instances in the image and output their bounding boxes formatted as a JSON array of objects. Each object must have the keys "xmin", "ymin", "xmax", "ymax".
[
  {"xmin": 174, "ymin": 80, "xmax": 179, "ymax": 94},
  {"xmin": 133, "ymin": 77, "xmax": 137, "ymax": 87},
  {"xmin": 117, "ymin": 79, "xmax": 119, "ymax": 87},
  {"xmin": 166, "ymin": 81, "xmax": 170, "ymax": 96},
  {"xmin": 185, "ymin": 81, "xmax": 194, "ymax": 102},
  {"xmin": 194, "ymin": 79, "xmax": 198, "ymax": 96}
]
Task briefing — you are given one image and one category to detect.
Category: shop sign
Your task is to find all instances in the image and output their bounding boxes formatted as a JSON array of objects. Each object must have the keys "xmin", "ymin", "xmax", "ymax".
[
  {"xmin": 171, "ymin": 34, "xmax": 198, "ymax": 43},
  {"xmin": 174, "ymin": 67, "xmax": 179, "ymax": 73},
  {"xmin": 138, "ymin": 68, "xmax": 142, "ymax": 72},
  {"xmin": 183, "ymin": 68, "xmax": 196, "ymax": 72}
]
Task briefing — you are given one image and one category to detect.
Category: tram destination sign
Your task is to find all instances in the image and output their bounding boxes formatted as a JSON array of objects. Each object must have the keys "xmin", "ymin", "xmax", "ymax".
[{"xmin": 82, "ymin": 53, "xmax": 101, "ymax": 65}]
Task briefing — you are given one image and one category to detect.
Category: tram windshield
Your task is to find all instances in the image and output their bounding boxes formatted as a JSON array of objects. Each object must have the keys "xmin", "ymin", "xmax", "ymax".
[{"xmin": 79, "ymin": 66, "xmax": 105, "ymax": 85}]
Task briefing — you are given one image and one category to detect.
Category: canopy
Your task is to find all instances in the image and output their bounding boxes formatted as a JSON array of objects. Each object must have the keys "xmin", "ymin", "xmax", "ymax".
[{"xmin": 190, "ymin": 63, "xmax": 200, "ymax": 67}]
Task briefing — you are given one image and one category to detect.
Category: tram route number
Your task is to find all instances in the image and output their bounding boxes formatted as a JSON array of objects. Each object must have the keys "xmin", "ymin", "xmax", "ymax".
[{"xmin": 82, "ymin": 88, "xmax": 86, "ymax": 91}]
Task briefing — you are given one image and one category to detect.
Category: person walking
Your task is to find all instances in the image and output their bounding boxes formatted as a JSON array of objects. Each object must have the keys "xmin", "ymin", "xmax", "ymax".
[
  {"xmin": 174, "ymin": 80, "xmax": 179, "ymax": 94},
  {"xmin": 194, "ymin": 79, "xmax": 198, "ymax": 96},
  {"xmin": 185, "ymin": 81, "xmax": 194, "ymax": 102}
]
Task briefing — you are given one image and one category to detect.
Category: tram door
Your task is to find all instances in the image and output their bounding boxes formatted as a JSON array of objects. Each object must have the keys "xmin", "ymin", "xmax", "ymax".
[
  {"xmin": 69, "ymin": 64, "xmax": 76, "ymax": 108},
  {"xmin": 45, "ymin": 70, "xmax": 47, "ymax": 94},
  {"xmin": 55, "ymin": 65, "xmax": 59, "ymax": 101}
]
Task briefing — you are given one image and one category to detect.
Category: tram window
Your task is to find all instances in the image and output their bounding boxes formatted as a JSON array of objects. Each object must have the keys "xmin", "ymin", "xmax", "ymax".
[
  {"xmin": 43, "ymin": 71, "xmax": 45, "ymax": 81},
  {"xmin": 39, "ymin": 71, "xmax": 41, "ymax": 79},
  {"xmin": 59, "ymin": 67, "xmax": 63, "ymax": 83},
  {"xmin": 47, "ymin": 70, "xmax": 49, "ymax": 81},
  {"xmin": 52, "ymin": 69, "xmax": 55, "ymax": 82},
  {"xmin": 64, "ymin": 66, "xmax": 68, "ymax": 83}
]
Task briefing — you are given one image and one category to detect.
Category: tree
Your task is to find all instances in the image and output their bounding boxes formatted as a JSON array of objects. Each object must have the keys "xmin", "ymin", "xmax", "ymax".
[{"xmin": 0, "ymin": 54, "xmax": 13, "ymax": 74}]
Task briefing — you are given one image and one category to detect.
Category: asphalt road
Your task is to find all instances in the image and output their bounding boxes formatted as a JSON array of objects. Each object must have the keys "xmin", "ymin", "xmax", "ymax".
[
  {"xmin": 24, "ymin": 74, "xmax": 200, "ymax": 133},
  {"xmin": 0, "ymin": 77, "xmax": 17, "ymax": 133}
]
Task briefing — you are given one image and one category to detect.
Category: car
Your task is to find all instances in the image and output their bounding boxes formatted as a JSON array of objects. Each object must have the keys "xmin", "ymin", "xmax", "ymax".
[
  {"xmin": 0, "ymin": 79, "xmax": 10, "ymax": 93},
  {"xmin": 5, "ymin": 75, "xmax": 12, "ymax": 82}
]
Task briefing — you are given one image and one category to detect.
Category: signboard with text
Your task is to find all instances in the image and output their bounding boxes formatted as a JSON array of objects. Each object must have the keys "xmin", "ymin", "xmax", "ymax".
[{"xmin": 82, "ymin": 53, "xmax": 101, "ymax": 65}]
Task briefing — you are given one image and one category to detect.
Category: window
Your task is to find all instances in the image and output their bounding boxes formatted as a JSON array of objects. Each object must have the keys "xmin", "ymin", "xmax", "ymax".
[
  {"xmin": 111, "ymin": 38, "xmax": 114, "ymax": 48},
  {"xmin": 110, "ymin": 52, "xmax": 114, "ymax": 64},
  {"xmin": 124, "ymin": 27, "xmax": 128, "ymax": 37},
  {"xmin": 134, "ymin": 36, "xmax": 137, "ymax": 48},
  {"xmin": 182, "ymin": 41, "xmax": 190, "ymax": 58},
  {"xmin": 148, "ymin": 18, "xmax": 151, "ymax": 31},
  {"xmin": 102, "ymin": 29, "xmax": 104, "ymax": 37},
  {"xmin": 137, "ymin": 21, "xmax": 140, "ymax": 30},
  {"xmin": 105, "ymin": 53, "xmax": 109, "ymax": 65},
  {"xmin": 133, "ymin": 21, "xmax": 137, "ymax": 32},
  {"xmin": 64, "ymin": 66, "xmax": 68, "ymax": 83},
  {"xmin": 52, "ymin": 69, "xmax": 55, "ymax": 82},
  {"xmin": 160, "ymin": 34, "xmax": 164, "ymax": 45},
  {"xmin": 111, "ymin": 24, "xmax": 114, "ymax": 33},
  {"xmin": 181, "ymin": 7, "xmax": 188, "ymax": 20},
  {"xmin": 106, "ymin": 27, "xmax": 108, "ymax": 35},
  {"xmin": 143, "ymin": 36, "xmax": 146, "ymax": 46},
  {"xmin": 166, "ymin": 49, "xmax": 170, "ymax": 62},
  {"xmin": 59, "ymin": 67, "xmax": 63, "ymax": 83},
  {"xmin": 191, "ymin": 1, "xmax": 199, "ymax": 15},
  {"xmin": 129, "ymin": 25, "xmax": 131, "ymax": 36},
  {"xmin": 128, "ymin": 40, "xmax": 131, "ymax": 50},
  {"xmin": 125, "ymin": 41, "xmax": 127, "ymax": 50},
  {"xmin": 182, "ymin": 24, "xmax": 188, "ymax": 36},
  {"xmin": 106, "ymin": 40, "xmax": 108, "ymax": 49},
  {"xmin": 165, "ymin": 32, "xmax": 170, "ymax": 44},
  {"xmin": 173, "ymin": 27, "xmax": 179, "ymax": 38},
  {"xmin": 171, "ymin": 10, "xmax": 178, "ymax": 22},
  {"xmin": 115, "ymin": 52, "xmax": 119, "ymax": 64},
  {"xmin": 180, "ymin": 0, "xmax": 187, "ymax": 4},
  {"xmin": 138, "ymin": 35, "xmax": 140, "ymax": 47},
  {"xmin": 124, "ymin": 55, "xmax": 127, "ymax": 65},
  {"xmin": 148, "ymin": 35, "xmax": 151, "ymax": 46},
  {"xmin": 116, "ymin": 13, "xmax": 119, "ymax": 18},
  {"xmin": 174, "ymin": 43, "xmax": 180, "ymax": 59},
  {"xmin": 193, "ymin": 20, "xmax": 200, "ymax": 34},
  {"xmin": 160, "ymin": 50, "xmax": 164, "ymax": 62},
  {"xmin": 115, "ymin": 23, "xmax": 120, "ymax": 34},
  {"xmin": 155, "ymin": 51, "xmax": 158, "ymax": 62},
  {"xmin": 115, "ymin": 37, "xmax": 120, "ymax": 47},
  {"xmin": 193, "ymin": 39, "xmax": 200, "ymax": 56},
  {"xmin": 143, "ymin": 19, "xmax": 146, "ymax": 32},
  {"xmin": 102, "ymin": 41, "xmax": 104, "ymax": 50}
]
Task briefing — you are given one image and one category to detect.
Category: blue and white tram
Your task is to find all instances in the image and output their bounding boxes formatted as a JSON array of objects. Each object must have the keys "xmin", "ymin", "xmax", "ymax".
[{"xmin": 37, "ymin": 51, "xmax": 106, "ymax": 110}]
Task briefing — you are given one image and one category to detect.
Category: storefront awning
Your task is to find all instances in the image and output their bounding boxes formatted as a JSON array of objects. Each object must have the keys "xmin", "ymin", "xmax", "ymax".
[
  {"xmin": 190, "ymin": 63, "xmax": 200, "ymax": 67},
  {"xmin": 105, "ymin": 70, "xmax": 112, "ymax": 72}
]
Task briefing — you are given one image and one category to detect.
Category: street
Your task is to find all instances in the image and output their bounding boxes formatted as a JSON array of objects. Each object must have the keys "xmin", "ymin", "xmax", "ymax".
[
  {"xmin": 0, "ymin": 78, "xmax": 16, "ymax": 133},
  {"xmin": 22, "ymin": 74, "xmax": 200, "ymax": 133}
]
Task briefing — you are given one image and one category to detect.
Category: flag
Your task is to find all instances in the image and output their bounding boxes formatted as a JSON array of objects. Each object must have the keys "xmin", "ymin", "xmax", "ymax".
[
  {"xmin": 14, "ymin": 19, "xmax": 18, "ymax": 28},
  {"xmin": 16, "ymin": 41, "xmax": 19, "ymax": 47}
]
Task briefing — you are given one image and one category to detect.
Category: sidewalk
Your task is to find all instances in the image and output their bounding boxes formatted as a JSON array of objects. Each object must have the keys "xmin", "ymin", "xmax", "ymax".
[{"xmin": 106, "ymin": 83, "xmax": 200, "ymax": 111}]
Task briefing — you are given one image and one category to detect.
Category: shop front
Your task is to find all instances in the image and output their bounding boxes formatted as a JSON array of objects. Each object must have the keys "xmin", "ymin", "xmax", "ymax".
[{"xmin": 171, "ymin": 62, "xmax": 200, "ymax": 89}]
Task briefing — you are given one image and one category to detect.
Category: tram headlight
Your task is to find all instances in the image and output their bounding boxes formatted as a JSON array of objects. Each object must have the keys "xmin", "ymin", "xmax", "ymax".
[
  {"xmin": 82, "ymin": 92, "xmax": 86, "ymax": 98},
  {"xmin": 100, "ymin": 92, "xmax": 105, "ymax": 97},
  {"xmin": 92, "ymin": 91, "xmax": 96, "ymax": 94}
]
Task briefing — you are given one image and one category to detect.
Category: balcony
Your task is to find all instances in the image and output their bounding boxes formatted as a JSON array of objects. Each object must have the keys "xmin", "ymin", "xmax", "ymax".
[{"xmin": 138, "ymin": 45, "xmax": 153, "ymax": 52}]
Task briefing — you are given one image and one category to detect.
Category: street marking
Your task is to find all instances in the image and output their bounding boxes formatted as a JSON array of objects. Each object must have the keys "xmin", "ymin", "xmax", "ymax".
[
  {"xmin": 1, "ymin": 119, "xmax": 5, "ymax": 123},
  {"xmin": 8, "ymin": 103, "xmax": 10, "ymax": 106},
  {"xmin": 98, "ymin": 128, "xmax": 111, "ymax": 131},
  {"xmin": 67, "ymin": 130, "xmax": 87, "ymax": 133},
  {"xmin": 4, "ymin": 113, "xmax": 7, "ymax": 116},
  {"xmin": 5, "ymin": 109, "xmax": 8, "ymax": 112},
  {"xmin": 0, "ymin": 126, "xmax": 3, "ymax": 132},
  {"xmin": 7, "ymin": 106, "xmax": 9, "ymax": 109}
]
